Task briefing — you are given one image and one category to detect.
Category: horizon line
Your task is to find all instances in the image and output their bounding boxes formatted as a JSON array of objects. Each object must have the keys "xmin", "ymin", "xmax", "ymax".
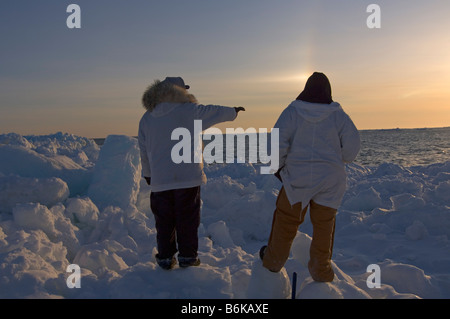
[{"xmin": 87, "ymin": 125, "xmax": 450, "ymax": 140}]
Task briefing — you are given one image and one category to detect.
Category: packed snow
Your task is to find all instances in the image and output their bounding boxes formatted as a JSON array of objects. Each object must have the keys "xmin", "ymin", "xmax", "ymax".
[{"xmin": 0, "ymin": 132, "xmax": 449, "ymax": 299}]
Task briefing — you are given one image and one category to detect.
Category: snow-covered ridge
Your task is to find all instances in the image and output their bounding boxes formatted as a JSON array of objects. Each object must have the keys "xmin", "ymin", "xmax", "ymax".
[{"xmin": 0, "ymin": 132, "xmax": 449, "ymax": 299}]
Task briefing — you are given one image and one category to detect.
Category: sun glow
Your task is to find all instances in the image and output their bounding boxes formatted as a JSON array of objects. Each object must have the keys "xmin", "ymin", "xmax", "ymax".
[{"xmin": 261, "ymin": 73, "xmax": 310, "ymax": 84}]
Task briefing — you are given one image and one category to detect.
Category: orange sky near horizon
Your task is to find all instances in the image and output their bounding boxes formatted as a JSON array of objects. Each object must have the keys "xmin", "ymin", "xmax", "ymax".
[{"xmin": 0, "ymin": 1, "xmax": 449, "ymax": 138}]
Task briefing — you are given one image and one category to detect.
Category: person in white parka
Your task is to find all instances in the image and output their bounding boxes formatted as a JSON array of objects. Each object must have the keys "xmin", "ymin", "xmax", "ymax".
[
  {"xmin": 260, "ymin": 72, "xmax": 360, "ymax": 282},
  {"xmin": 138, "ymin": 77, "xmax": 245, "ymax": 270}
]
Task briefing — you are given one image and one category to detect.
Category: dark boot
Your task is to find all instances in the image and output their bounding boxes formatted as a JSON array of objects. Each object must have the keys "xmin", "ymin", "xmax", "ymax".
[
  {"xmin": 156, "ymin": 254, "xmax": 177, "ymax": 270},
  {"xmin": 259, "ymin": 245, "xmax": 267, "ymax": 261},
  {"xmin": 178, "ymin": 256, "xmax": 201, "ymax": 268}
]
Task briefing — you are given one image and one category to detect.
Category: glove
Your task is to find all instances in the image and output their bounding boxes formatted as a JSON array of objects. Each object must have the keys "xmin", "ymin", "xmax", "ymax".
[
  {"xmin": 274, "ymin": 167, "xmax": 283, "ymax": 182},
  {"xmin": 144, "ymin": 177, "xmax": 151, "ymax": 185},
  {"xmin": 234, "ymin": 107, "xmax": 246, "ymax": 114}
]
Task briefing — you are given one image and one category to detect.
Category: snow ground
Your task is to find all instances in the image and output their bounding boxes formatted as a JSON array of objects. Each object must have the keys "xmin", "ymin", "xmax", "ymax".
[{"xmin": 0, "ymin": 132, "xmax": 449, "ymax": 299}]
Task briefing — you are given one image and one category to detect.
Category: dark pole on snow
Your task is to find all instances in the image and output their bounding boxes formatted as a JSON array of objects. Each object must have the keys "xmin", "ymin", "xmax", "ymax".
[{"xmin": 291, "ymin": 272, "xmax": 297, "ymax": 299}]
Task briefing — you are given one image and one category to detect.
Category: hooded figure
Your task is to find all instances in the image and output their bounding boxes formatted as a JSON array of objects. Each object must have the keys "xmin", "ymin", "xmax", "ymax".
[
  {"xmin": 296, "ymin": 72, "xmax": 333, "ymax": 104},
  {"xmin": 260, "ymin": 72, "xmax": 360, "ymax": 282},
  {"xmin": 138, "ymin": 77, "xmax": 244, "ymax": 270}
]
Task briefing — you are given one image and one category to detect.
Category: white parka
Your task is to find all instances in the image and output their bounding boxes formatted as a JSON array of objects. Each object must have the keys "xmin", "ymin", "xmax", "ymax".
[
  {"xmin": 138, "ymin": 102, "xmax": 237, "ymax": 192},
  {"xmin": 275, "ymin": 100, "xmax": 360, "ymax": 209}
]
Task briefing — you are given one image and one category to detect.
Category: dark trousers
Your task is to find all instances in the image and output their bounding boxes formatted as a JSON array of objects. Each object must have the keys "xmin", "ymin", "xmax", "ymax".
[{"xmin": 150, "ymin": 186, "xmax": 201, "ymax": 259}]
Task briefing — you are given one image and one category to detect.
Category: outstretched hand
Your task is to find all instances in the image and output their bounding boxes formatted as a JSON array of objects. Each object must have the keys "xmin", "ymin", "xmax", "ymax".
[{"xmin": 234, "ymin": 107, "xmax": 246, "ymax": 114}]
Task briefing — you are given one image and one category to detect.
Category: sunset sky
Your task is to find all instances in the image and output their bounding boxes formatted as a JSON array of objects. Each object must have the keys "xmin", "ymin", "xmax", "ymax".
[{"xmin": 1, "ymin": 1, "xmax": 449, "ymax": 137}]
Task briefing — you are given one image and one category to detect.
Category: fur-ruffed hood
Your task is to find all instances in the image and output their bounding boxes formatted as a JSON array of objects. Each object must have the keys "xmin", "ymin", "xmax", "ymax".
[{"xmin": 142, "ymin": 80, "xmax": 198, "ymax": 112}]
